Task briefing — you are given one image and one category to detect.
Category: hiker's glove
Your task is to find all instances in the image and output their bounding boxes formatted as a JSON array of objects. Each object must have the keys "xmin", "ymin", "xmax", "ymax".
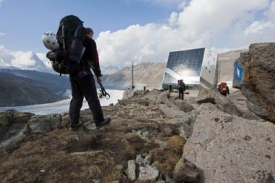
[{"xmin": 97, "ymin": 76, "xmax": 102, "ymax": 84}]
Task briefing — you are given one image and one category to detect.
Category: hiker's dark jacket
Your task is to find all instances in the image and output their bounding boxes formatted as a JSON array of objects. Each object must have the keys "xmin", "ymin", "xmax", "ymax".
[
  {"xmin": 81, "ymin": 36, "xmax": 102, "ymax": 77},
  {"xmin": 69, "ymin": 36, "xmax": 104, "ymax": 125},
  {"xmin": 178, "ymin": 83, "xmax": 186, "ymax": 92}
]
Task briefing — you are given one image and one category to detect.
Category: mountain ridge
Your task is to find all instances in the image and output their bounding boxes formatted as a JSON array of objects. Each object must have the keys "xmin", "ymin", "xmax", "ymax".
[
  {"xmin": 0, "ymin": 72, "xmax": 68, "ymax": 106},
  {"xmin": 0, "ymin": 49, "xmax": 244, "ymax": 106}
]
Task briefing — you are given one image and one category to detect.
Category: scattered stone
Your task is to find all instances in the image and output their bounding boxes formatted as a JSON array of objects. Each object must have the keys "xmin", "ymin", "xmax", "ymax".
[
  {"xmin": 173, "ymin": 158, "xmax": 200, "ymax": 182},
  {"xmin": 126, "ymin": 160, "xmax": 136, "ymax": 181},
  {"xmin": 138, "ymin": 164, "xmax": 159, "ymax": 181}
]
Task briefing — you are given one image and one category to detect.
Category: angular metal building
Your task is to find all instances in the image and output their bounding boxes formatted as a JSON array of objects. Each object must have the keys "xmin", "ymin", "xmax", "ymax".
[{"xmin": 162, "ymin": 48, "xmax": 218, "ymax": 90}]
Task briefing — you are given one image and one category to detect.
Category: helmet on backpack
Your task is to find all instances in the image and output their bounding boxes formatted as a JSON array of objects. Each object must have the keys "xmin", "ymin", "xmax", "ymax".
[{"xmin": 41, "ymin": 31, "xmax": 60, "ymax": 50}]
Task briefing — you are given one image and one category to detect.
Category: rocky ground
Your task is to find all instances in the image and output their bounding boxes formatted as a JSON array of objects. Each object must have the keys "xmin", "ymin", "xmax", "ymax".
[{"xmin": 0, "ymin": 89, "xmax": 274, "ymax": 183}]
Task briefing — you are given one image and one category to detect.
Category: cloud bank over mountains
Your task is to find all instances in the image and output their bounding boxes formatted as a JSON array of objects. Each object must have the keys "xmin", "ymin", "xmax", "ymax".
[
  {"xmin": 0, "ymin": 45, "xmax": 52, "ymax": 73},
  {"xmin": 97, "ymin": 0, "xmax": 275, "ymax": 67},
  {"xmin": 0, "ymin": 0, "xmax": 275, "ymax": 71}
]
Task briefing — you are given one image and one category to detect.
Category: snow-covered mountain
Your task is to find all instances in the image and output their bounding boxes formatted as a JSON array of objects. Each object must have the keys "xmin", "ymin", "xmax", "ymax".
[
  {"xmin": 0, "ymin": 51, "xmax": 54, "ymax": 74},
  {"xmin": 23, "ymin": 52, "xmax": 53, "ymax": 73}
]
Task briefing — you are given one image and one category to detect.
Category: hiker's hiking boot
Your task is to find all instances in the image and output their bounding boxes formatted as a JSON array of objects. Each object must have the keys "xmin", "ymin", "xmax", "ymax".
[
  {"xmin": 96, "ymin": 117, "xmax": 111, "ymax": 128},
  {"xmin": 69, "ymin": 122, "xmax": 83, "ymax": 131}
]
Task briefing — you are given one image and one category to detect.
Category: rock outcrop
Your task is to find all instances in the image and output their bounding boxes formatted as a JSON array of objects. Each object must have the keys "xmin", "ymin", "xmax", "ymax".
[
  {"xmin": 0, "ymin": 87, "xmax": 274, "ymax": 183},
  {"xmin": 0, "ymin": 70, "xmax": 70, "ymax": 106},
  {"xmin": 183, "ymin": 103, "xmax": 275, "ymax": 183},
  {"xmin": 103, "ymin": 62, "xmax": 166, "ymax": 90},
  {"xmin": 0, "ymin": 90, "xmax": 199, "ymax": 183},
  {"xmin": 233, "ymin": 43, "xmax": 275, "ymax": 123}
]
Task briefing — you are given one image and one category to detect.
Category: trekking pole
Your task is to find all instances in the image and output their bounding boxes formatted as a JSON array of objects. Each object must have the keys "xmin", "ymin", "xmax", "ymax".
[
  {"xmin": 88, "ymin": 61, "xmax": 109, "ymax": 98},
  {"xmin": 99, "ymin": 83, "xmax": 110, "ymax": 99}
]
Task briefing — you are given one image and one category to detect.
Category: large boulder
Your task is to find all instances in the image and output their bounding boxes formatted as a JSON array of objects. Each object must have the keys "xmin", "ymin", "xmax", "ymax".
[
  {"xmin": 196, "ymin": 89, "xmax": 242, "ymax": 117},
  {"xmin": 233, "ymin": 43, "xmax": 275, "ymax": 123},
  {"xmin": 227, "ymin": 90, "xmax": 263, "ymax": 120},
  {"xmin": 183, "ymin": 103, "xmax": 275, "ymax": 183}
]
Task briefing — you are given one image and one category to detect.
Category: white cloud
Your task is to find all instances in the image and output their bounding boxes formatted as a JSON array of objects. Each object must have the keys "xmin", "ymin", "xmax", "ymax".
[
  {"xmin": 175, "ymin": 0, "xmax": 269, "ymax": 34},
  {"xmin": 264, "ymin": 0, "xmax": 275, "ymax": 23},
  {"xmin": 0, "ymin": 45, "xmax": 49, "ymax": 69},
  {"xmin": 11, "ymin": 51, "xmax": 37, "ymax": 67},
  {"xmin": 0, "ymin": 45, "xmax": 13, "ymax": 66},
  {"xmin": 168, "ymin": 12, "xmax": 178, "ymax": 26},
  {"xmin": 245, "ymin": 21, "xmax": 273, "ymax": 35},
  {"xmin": 95, "ymin": 0, "xmax": 275, "ymax": 68},
  {"xmin": 0, "ymin": 32, "xmax": 6, "ymax": 36},
  {"xmin": 97, "ymin": 23, "xmax": 188, "ymax": 67}
]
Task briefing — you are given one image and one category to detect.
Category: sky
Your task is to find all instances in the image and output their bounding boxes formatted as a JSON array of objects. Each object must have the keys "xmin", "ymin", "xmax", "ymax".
[{"xmin": 0, "ymin": 0, "xmax": 275, "ymax": 69}]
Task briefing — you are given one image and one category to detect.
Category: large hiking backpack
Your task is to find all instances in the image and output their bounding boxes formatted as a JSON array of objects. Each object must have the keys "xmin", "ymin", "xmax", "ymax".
[
  {"xmin": 46, "ymin": 15, "xmax": 87, "ymax": 75},
  {"xmin": 220, "ymin": 82, "xmax": 227, "ymax": 94},
  {"xmin": 177, "ymin": 79, "xmax": 185, "ymax": 91}
]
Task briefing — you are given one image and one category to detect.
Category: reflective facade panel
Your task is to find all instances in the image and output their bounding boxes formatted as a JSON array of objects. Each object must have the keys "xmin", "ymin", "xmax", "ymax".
[
  {"xmin": 200, "ymin": 49, "xmax": 218, "ymax": 89},
  {"xmin": 162, "ymin": 47, "xmax": 217, "ymax": 90}
]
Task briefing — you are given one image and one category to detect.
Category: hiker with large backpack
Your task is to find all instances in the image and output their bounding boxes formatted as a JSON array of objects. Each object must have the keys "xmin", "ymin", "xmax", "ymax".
[
  {"xmin": 177, "ymin": 79, "xmax": 186, "ymax": 100},
  {"xmin": 42, "ymin": 15, "xmax": 110, "ymax": 130},
  {"xmin": 69, "ymin": 26, "xmax": 111, "ymax": 130},
  {"xmin": 218, "ymin": 82, "xmax": 230, "ymax": 97}
]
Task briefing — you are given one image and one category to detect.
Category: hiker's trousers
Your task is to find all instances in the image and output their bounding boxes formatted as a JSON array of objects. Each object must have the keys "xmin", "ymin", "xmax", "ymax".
[
  {"xmin": 179, "ymin": 89, "xmax": 184, "ymax": 100},
  {"xmin": 69, "ymin": 70, "xmax": 104, "ymax": 126}
]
